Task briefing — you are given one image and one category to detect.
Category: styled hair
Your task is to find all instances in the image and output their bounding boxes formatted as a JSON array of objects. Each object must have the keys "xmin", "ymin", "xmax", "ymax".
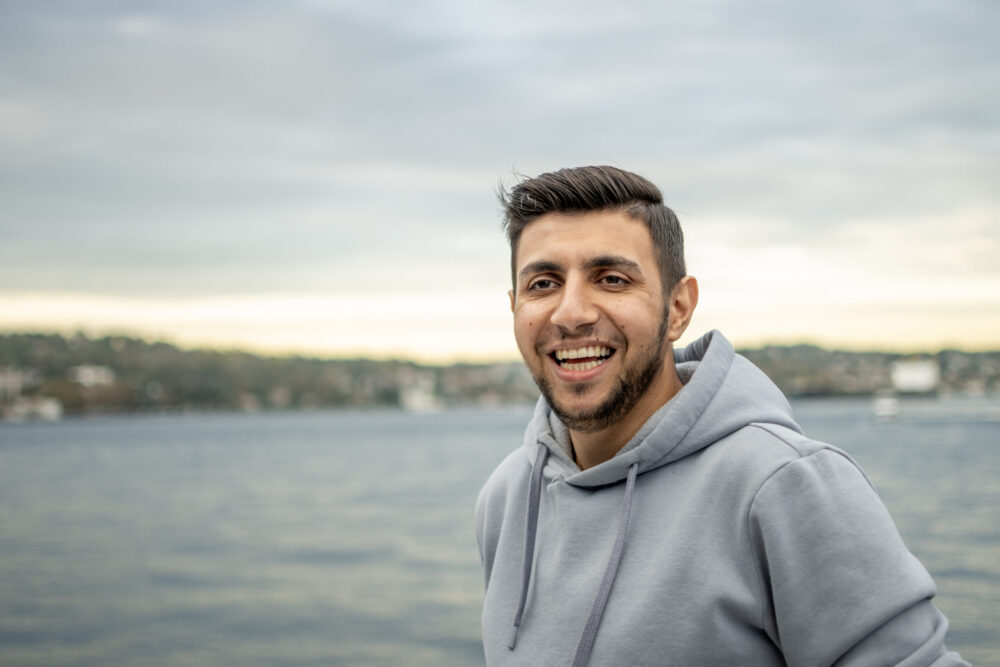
[{"xmin": 500, "ymin": 165, "xmax": 686, "ymax": 293}]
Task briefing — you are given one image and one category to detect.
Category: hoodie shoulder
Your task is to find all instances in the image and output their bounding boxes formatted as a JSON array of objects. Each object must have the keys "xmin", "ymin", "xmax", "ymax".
[{"xmin": 699, "ymin": 419, "xmax": 863, "ymax": 490}]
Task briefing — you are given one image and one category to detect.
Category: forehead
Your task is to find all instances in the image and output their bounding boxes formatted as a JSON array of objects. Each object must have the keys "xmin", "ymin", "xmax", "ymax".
[{"xmin": 515, "ymin": 210, "xmax": 658, "ymax": 272}]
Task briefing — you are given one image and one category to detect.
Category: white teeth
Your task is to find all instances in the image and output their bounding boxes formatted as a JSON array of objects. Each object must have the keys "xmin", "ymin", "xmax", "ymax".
[
  {"xmin": 554, "ymin": 346, "xmax": 611, "ymax": 361},
  {"xmin": 561, "ymin": 359, "xmax": 603, "ymax": 371},
  {"xmin": 556, "ymin": 347, "xmax": 613, "ymax": 372}
]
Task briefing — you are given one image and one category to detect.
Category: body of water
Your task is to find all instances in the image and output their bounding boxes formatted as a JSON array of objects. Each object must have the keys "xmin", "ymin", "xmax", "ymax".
[{"xmin": 1, "ymin": 398, "xmax": 997, "ymax": 665}]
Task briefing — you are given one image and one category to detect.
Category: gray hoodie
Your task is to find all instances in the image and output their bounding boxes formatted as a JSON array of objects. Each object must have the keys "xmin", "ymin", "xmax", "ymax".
[{"xmin": 476, "ymin": 330, "xmax": 967, "ymax": 666}]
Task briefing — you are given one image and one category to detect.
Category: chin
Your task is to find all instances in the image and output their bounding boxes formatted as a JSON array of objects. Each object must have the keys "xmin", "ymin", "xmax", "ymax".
[{"xmin": 538, "ymin": 380, "xmax": 629, "ymax": 433}]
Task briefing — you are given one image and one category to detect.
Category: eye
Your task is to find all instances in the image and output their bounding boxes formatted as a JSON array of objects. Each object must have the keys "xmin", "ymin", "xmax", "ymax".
[
  {"xmin": 527, "ymin": 278, "xmax": 557, "ymax": 292},
  {"xmin": 599, "ymin": 274, "xmax": 629, "ymax": 288}
]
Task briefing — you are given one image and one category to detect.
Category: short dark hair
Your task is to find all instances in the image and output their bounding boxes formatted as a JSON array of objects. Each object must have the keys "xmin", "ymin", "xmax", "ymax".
[{"xmin": 500, "ymin": 165, "xmax": 686, "ymax": 294}]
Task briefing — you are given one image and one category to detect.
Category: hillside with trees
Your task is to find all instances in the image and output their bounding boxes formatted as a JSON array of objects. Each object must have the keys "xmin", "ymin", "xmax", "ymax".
[{"xmin": 1, "ymin": 332, "xmax": 998, "ymax": 419}]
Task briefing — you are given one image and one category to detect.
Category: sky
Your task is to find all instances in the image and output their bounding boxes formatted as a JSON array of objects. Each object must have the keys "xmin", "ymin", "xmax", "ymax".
[{"xmin": 1, "ymin": 0, "xmax": 998, "ymax": 362}]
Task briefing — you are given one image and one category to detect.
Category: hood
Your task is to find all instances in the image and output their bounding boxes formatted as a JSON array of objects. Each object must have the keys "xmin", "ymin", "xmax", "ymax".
[{"xmin": 521, "ymin": 329, "xmax": 801, "ymax": 488}]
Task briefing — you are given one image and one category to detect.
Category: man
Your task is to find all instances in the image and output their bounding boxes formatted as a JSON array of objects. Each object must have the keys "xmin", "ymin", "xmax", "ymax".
[{"xmin": 475, "ymin": 166, "xmax": 967, "ymax": 666}]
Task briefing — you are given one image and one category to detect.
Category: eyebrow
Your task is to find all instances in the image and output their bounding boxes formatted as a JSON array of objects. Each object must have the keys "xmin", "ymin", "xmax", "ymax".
[
  {"xmin": 517, "ymin": 255, "xmax": 644, "ymax": 284},
  {"xmin": 584, "ymin": 255, "xmax": 643, "ymax": 274},
  {"xmin": 517, "ymin": 260, "xmax": 564, "ymax": 284}
]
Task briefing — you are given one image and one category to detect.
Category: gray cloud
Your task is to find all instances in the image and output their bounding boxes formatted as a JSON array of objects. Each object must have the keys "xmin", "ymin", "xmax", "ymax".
[{"xmin": 1, "ymin": 0, "xmax": 997, "ymax": 299}]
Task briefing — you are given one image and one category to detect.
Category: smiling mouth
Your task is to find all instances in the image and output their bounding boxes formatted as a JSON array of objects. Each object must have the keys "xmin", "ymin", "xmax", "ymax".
[{"xmin": 551, "ymin": 345, "xmax": 615, "ymax": 372}]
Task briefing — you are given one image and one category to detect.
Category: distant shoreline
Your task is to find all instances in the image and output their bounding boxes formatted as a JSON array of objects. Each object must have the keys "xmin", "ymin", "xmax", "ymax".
[{"xmin": 2, "ymin": 332, "xmax": 998, "ymax": 419}]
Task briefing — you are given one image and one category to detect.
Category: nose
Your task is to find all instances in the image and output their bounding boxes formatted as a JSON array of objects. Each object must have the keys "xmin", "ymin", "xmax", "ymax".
[{"xmin": 550, "ymin": 276, "xmax": 599, "ymax": 333}]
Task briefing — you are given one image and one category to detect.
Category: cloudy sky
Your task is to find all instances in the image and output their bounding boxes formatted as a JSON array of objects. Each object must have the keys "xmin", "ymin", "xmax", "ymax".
[{"xmin": 2, "ymin": 0, "xmax": 998, "ymax": 361}]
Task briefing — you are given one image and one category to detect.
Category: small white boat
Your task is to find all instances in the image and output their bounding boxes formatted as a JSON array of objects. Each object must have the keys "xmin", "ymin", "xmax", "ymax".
[{"xmin": 872, "ymin": 391, "xmax": 901, "ymax": 421}]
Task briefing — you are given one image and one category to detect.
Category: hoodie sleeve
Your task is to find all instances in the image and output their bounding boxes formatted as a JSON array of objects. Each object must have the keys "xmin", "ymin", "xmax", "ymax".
[{"xmin": 748, "ymin": 448, "xmax": 968, "ymax": 667}]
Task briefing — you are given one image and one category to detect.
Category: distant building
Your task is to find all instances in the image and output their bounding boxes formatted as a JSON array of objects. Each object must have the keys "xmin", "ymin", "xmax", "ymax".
[
  {"xmin": 2, "ymin": 396, "xmax": 63, "ymax": 422},
  {"xmin": 68, "ymin": 365, "xmax": 116, "ymax": 387},
  {"xmin": 891, "ymin": 359, "xmax": 940, "ymax": 394},
  {"xmin": 399, "ymin": 370, "xmax": 442, "ymax": 412},
  {"xmin": 0, "ymin": 368, "xmax": 25, "ymax": 402}
]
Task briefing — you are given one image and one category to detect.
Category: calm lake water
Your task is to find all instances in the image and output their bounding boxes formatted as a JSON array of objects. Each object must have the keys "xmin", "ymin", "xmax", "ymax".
[{"xmin": 1, "ymin": 398, "xmax": 998, "ymax": 666}]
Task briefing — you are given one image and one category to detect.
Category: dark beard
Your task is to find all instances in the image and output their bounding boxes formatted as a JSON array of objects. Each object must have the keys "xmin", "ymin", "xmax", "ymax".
[{"xmin": 533, "ymin": 308, "xmax": 670, "ymax": 434}]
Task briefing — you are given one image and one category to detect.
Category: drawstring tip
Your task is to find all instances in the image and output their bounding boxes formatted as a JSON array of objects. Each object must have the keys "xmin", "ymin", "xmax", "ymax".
[{"xmin": 508, "ymin": 624, "xmax": 520, "ymax": 650}]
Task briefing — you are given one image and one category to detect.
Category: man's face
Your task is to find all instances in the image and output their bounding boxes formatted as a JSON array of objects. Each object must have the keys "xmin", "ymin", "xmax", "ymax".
[{"xmin": 510, "ymin": 210, "xmax": 677, "ymax": 433}]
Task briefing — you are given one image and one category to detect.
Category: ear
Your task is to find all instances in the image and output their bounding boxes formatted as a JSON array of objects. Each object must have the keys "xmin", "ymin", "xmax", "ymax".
[
  {"xmin": 667, "ymin": 276, "xmax": 698, "ymax": 342},
  {"xmin": 508, "ymin": 289, "xmax": 515, "ymax": 313}
]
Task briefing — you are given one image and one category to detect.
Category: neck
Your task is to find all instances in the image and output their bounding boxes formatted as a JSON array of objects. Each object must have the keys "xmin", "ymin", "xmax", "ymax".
[{"xmin": 569, "ymin": 357, "xmax": 684, "ymax": 470}]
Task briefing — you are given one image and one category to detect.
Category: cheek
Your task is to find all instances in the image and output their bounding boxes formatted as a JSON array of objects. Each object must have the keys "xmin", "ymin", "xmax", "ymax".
[
  {"xmin": 513, "ymin": 313, "xmax": 536, "ymax": 343},
  {"xmin": 513, "ymin": 304, "xmax": 539, "ymax": 332},
  {"xmin": 513, "ymin": 322, "xmax": 538, "ymax": 361},
  {"xmin": 617, "ymin": 304, "xmax": 665, "ymax": 339},
  {"xmin": 517, "ymin": 323, "xmax": 536, "ymax": 346}
]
